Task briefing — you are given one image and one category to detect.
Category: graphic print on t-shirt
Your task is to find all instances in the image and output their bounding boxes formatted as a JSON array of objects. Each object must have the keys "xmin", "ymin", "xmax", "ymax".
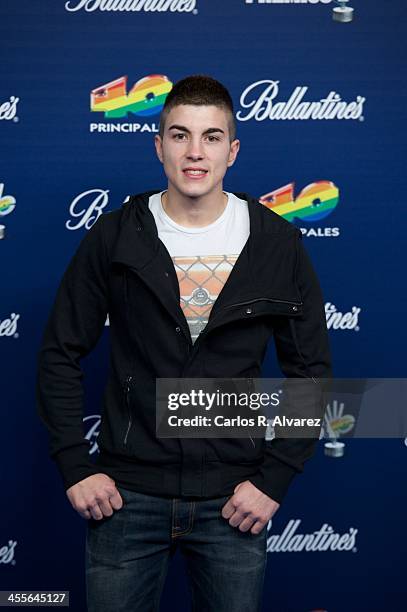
[{"xmin": 172, "ymin": 254, "xmax": 239, "ymax": 343}]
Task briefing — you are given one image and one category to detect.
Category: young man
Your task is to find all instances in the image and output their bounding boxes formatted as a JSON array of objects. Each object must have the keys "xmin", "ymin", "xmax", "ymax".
[{"xmin": 37, "ymin": 74, "xmax": 332, "ymax": 612}]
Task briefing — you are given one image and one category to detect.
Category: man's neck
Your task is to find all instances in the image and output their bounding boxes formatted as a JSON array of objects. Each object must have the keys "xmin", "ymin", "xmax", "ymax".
[{"xmin": 161, "ymin": 188, "xmax": 228, "ymax": 228}]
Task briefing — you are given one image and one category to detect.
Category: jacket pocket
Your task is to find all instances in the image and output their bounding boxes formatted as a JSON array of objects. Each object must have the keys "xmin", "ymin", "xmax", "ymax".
[
  {"xmin": 201, "ymin": 361, "xmax": 260, "ymax": 450},
  {"xmin": 201, "ymin": 366, "xmax": 266, "ymax": 465},
  {"xmin": 205, "ymin": 436, "xmax": 265, "ymax": 465},
  {"xmin": 224, "ymin": 297, "xmax": 303, "ymax": 318}
]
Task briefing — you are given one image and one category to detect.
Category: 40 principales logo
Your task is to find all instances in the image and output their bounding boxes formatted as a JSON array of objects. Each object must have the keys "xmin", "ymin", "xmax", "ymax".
[
  {"xmin": 90, "ymin": 74, "xmax": 172, "ymax": 133},
  {"xmin": 0, "ymin": 183, "xmax": 16, "ymax": 217},
  {"xmin": 0, "ymin": 181, "xmax": 16, "ymax": 241},
  {"xmin": 266, "ymin": 519, "xmax": 358, "ymax": 553},
  {"xmin": 260, "ymin": 181, "xmax": 340, "ymax": 238}
]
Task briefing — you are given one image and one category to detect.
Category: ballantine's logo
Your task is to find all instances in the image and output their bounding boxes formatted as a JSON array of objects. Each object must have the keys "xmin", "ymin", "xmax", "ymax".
[
  {"xmin": 66, "ymin": 190, "xmax": 110, "ymax": 328},
  {"xmin": 325, "ymin": 303, "xmax": 361, "ymax": 331},
  {"xmin": 0, "ymin": 96, "xmax": 19, "ymax": 121},
  {"xmin": 91, "ymin": 74, "xmax": 172, "ymax": 119},
  {"xmin": 0, "ymin": 313, "xmax": 20, "ymax": 337},
  {"xmin": 66, "ymin": 0, "xmax": 197, "ymax": 13},
  {"xmin": 266, "ymin": 519, "xmax": 358, "ymax": 553},
  {"xmin": 84, "ymin": 415, "xmax": 101, "ymax": 454},
  {"xmin": 237, "ymin": 80, "xmax": 365, "ymax": 122},
  {"xmin": 65, "ymin": 188, "xmax": 109, "ymax": 231},
  {"xmin": 0, "ymin": 540, "xmax": 17, "ymax": 565}
]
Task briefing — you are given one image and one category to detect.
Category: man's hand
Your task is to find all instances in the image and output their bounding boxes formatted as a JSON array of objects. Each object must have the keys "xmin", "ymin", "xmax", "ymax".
[
  {"xmin": 221, "ymin": 480, "xmax": 280, "ymax": 535},
  {"xmin": 66, "ymin": 473, "xmax": 123, "ymax": 520}
]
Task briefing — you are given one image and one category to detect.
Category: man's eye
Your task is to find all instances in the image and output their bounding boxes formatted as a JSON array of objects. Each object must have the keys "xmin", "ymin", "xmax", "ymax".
[{"xmin": 172, "ymin": 133, "xmax": 220, "ymax": 143}]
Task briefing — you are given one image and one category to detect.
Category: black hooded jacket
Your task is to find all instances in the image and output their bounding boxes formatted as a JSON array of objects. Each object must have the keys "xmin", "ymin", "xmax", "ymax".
[{"xmin": 36, "ymin": 189, "xmax": 332, "ymax": 504}]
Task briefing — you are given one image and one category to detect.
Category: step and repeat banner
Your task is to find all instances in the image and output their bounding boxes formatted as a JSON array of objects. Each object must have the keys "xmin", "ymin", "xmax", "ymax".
[{"xmin": 1, "ymin": 1, "xmax": 406, "ymax": 611}]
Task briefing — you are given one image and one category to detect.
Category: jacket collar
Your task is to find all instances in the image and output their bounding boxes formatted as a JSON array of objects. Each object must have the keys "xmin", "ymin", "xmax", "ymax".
[{"xmin": 110, "ymin": 189, "xmax": 300, "ymax": 345}]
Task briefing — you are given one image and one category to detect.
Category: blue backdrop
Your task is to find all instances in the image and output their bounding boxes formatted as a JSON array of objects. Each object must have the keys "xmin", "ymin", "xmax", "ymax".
[{"xmin": 1, "ymin": 1, "xmax": 406, "ymax": 610}]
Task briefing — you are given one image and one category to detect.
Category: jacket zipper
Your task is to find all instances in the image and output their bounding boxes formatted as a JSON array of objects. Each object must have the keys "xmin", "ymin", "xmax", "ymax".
[
  {"xmin": 225, "ymin": 297, "xmax": 303, "ymax": 309},
  {"xmin": 123, "ymin": 374, "xmax": 133, "ymax": 445},
  {"xmin": 247, "ymin": 377, "xmax": 256, "ymax": 449}
]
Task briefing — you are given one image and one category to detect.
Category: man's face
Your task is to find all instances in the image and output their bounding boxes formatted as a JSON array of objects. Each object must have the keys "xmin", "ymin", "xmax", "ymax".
[{"xmin": 154, "ymin": 104, "xmax": 240, "ymax": 199}]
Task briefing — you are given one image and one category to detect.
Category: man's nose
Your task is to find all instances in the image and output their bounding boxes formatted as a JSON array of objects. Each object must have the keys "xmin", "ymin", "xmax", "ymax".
[{"xmin": 186, "ymin": 138, "xmax": 204, "ymax": 159}]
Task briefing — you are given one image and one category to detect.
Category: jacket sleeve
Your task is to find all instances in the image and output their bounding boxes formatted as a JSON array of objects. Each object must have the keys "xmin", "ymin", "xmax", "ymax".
[
  {"xmin": 36, "ymin": 214, "xmax": 109, "ymax": 491},
  {"xmin": 249, "ymin": 230, "xmax": 332, "ymax": 504}
]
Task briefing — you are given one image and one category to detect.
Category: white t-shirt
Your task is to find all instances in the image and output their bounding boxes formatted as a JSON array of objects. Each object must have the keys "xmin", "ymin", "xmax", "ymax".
[{"xmin": 148, "ymin": 190, "xmax": 250, "ymax": 343}]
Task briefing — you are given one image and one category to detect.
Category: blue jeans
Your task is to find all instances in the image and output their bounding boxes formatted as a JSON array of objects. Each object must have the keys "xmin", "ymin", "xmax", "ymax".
[{"xmin": 85, "ymin": 485, "xmax": 268, "ymax": 612}]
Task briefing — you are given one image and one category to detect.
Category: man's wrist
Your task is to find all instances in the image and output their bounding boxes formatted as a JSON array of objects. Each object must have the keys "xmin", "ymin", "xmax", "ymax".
[{"xmin": 53, "ymin": 445, "xmax": 97, "ymax": 491}]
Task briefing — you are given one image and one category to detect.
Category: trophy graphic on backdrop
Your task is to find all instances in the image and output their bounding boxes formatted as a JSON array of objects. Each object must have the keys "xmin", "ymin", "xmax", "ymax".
[
  {"xmin": 323, "ymin": 399, "xmax": 355, "ymax": 457},
  {"xmin": 333, "ymin": 0, "xmax": 354, "ymax": 23}
]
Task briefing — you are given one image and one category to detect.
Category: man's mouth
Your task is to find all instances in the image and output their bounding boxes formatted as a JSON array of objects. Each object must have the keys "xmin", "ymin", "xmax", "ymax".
[{"xmin": 182, "ymin": 168, "xmax": 208, "ymax": 179}]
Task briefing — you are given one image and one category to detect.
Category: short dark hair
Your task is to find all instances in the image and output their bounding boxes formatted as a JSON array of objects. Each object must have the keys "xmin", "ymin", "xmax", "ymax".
[{"xmin": 159, "ymin": 74, "xmax": 236, "ymax": 143}]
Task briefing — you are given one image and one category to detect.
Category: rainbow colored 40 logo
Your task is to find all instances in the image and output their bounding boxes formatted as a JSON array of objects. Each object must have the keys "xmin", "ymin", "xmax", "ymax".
[
  {"xmin": 91, "ymin": 74, "xmax": 173, "ymax": 119},
  {"xmin": 260, "ymin": 181, "xmax": 339, "ymax": 222}
]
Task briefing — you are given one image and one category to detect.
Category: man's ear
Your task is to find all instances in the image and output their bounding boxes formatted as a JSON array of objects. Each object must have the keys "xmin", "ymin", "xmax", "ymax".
[
  {"xmin": 154, "ymin": 134, "xmax": 164, "ymax": 164},
  {"xmin": 227, "ymin": 138, "xmax": 240, "ymax": 167}
]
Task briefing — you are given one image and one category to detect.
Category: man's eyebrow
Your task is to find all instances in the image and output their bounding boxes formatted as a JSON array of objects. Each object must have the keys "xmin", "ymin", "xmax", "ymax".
[{"xmin": 168, "ymin": 124, "xmax": 225, "ymax": 135}]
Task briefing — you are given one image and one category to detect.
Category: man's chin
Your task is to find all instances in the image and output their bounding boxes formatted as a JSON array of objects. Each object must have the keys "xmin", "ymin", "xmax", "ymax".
[
  {"xmin": 171, "ymin": 187, "xmax": 207, "ymax": 200},
  {"xmin": 170, "ymin": 180, "xmax": 221, "ymax": 200}
]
